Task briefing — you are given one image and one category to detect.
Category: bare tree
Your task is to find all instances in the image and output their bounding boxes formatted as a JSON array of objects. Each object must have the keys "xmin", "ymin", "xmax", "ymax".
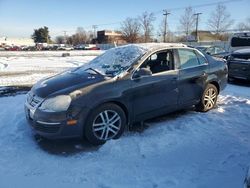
[
  {"xmin": 179, "ymin": 7, "xmax": 196, "ymax": 39},
  {"xmin": 74, "ymin": 27, "xmax": 88, "ymax": 43},
  {"xmin": 66, "ymin": 27, "xmax": 88, "ymax": 45},
  {"xmin": 207, "ymin": 4, "xmax": 234, "ymax": 38},
  {"xmin": 86, "ymin": 30, "xmax": 94, "ymax": 43},
  {"xmin": 55, "ymin": 36, "xmax": 64, "ymax": 44},
  {"xmin": 238, "ymin": 17, "xmax": 250, "ymax": 31},
  {"xmin": 121, "ymin": 17, "xmax": 141, "ymax": 43},
  {"xmin": 139, "ymin": 11, "xmax": 155, "ymax": 42}
]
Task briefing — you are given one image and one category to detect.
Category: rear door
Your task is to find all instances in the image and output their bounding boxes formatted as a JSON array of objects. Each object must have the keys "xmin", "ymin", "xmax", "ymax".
[{"xmin": 175, "ymin": 48, "xmax": 208, "ymax": 105}]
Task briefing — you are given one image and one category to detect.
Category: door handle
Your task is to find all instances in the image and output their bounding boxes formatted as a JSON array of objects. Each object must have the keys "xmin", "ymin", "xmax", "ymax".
[{"xmin": 201, "ymin": 72, "xmax": 207, "ymax": 77}]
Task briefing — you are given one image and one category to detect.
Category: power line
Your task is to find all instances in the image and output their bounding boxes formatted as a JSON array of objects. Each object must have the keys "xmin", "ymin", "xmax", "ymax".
[
  {"xmin": 153, "ymin": 0, "xmax": 242, "ymax": 15},
  {"xmin": 49, "ymin": 0, "xmax": 244, "ymax": 38},
  {"xmin": 88, "ymin": 0, "xmax": 242, "ymax": 31}
]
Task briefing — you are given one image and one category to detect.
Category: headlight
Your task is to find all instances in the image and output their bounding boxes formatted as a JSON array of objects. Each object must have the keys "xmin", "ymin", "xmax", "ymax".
[{"xmin": 39, "ymin": 95, "xmax": 71, "ymax": 112}]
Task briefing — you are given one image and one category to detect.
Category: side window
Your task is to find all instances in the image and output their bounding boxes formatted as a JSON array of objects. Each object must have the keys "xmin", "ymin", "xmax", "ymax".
[
  {"xmin": 195, "ymin": 50, "xmax": 207, "ymax": 65},
  {"xmin": 140, "ymin": 50, "xmax": 174, "ymax": 74},
  {"xmin": 206, "ymin": 47, "xmax": 215, "ymax": 55},
  {"xmin": 215, "ymin": 47, "xmax": 225, "ymax": 54},
  {"xmin": 178, "ymin": 49, "xmax": 200, "ymax": 69}
]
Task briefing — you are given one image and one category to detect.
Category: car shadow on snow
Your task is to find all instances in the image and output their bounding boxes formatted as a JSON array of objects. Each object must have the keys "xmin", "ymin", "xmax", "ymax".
[
  {"xmin": 34, "ymin": 135, "xmax": 101, "ymax": 156},
  {"xmin": 34, "ymin": 109, "xmax": 190, "ymax": 156},
  {"xmin": 228, "ymin": 79, "xmax": 250, "ymax": 87},
  {"xmin": 130, "ymin": 109, "xmax": 190, "ymax": 133}
]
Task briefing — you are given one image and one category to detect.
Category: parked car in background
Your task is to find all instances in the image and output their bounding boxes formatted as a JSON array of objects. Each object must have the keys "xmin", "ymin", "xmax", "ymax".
[
  {"xmin": 196, "ymin": 45, "xmax": 230, "ymax": 59},
  {"xmin": 57, "ymin": 45, "xmax": 74, "ymax": 51},
  {"xmin": 5, "ymin": 45, "xmax": 21, "ymax": 51},
  {"xmin": 22, "ymin": 46, "xmax": 37, "ymax": 51},
  {"xmin": 88, "ymin": 46, "xmax": 100, "ymax": 50},
  {"xmin": 227, "ymin": 32, "xmax": 250, "ymax": 81},
  {"xmin": 74, "ymin": 44, "xmax": 100, "ymax": 50},
  {"xmin": 84, "ymin": 44, "xmax": 100, "ymax": 50},
  {"xmin": 25, "ymin": 43, "xmax": 228, "ymax": 145},
  {"xmin": 74, "ymin": 44, "xmax": 85, "ymax": 50}
]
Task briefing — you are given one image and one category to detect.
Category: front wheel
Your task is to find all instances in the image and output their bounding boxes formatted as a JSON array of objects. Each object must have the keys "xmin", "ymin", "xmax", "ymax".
[
  {"xmin": 84, "ymin": 103, "xmax": 126, "ymax": 145},
  {"xmin": 196, "ymin": 84, "xmax": 218, "ymax": 112}
]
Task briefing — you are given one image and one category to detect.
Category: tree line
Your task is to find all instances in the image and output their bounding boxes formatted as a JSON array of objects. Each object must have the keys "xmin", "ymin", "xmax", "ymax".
[{"xmin": 32, "ymin": 3, "xmax": 250, "ymax": 44}]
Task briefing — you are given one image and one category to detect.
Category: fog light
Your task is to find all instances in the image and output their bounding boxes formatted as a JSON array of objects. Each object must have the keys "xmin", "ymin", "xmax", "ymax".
[{"xmin": 67, "ymin": 120, "xmax": 77, "ymax": 126}]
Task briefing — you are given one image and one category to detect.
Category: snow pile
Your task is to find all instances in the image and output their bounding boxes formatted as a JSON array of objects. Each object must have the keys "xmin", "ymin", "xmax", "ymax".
[
  {"xmin": 0, "ymin": 84, "xmax": 250, "ymax": 187},
  {"xmin": 0, "ymin": 56, "xmax": 96, "ymax": 86},
  {"xmin": 0, "ymin": 50, "xmax": 103, "ymax": 57}
]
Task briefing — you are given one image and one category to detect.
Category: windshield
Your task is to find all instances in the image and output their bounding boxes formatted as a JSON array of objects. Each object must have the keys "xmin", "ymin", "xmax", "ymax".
[{"xmin": 74, "ymin": 45, "xmax": 147, "ymax": 77}]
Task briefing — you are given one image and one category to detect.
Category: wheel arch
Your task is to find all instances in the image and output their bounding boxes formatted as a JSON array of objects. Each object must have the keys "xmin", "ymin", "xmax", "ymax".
[
  {"xmin": 209, "ymin": 81, "xmax": 220, "ymax": 93},
  {"xmin": 107, "ymin": 100, "xmax": 129, "ymax": 124},
  {"xmin": 87, "ymin": 99, "xmax": 130, "ymax": 125}
]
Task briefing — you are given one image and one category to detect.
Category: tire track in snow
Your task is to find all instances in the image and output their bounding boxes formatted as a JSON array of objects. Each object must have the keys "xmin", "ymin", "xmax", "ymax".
[
  {"xmin": 66, "ymin": 60, "xmax": 85, "ymax": 67},
  {"xmin": 0, "ymin": 62, "xmax": 8, "ymax": 70}
]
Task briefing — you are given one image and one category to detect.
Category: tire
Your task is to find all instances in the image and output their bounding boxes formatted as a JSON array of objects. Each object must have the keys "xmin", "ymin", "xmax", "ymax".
[
  {"xmin": 228, "ymin": 77, "xmax": 234, "ymax": 83},
  {"xmin": 84, "ymin": 103, "xmax": 126, "ymax": 145},
  {"xmin": 196, "ymin": 84, "xmax": 218, "ymax": 112}
]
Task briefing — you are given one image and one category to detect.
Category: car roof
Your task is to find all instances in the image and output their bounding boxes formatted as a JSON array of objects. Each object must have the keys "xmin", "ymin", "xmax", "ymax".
[
  {"xmin": 196, "ymin": 45, "xmax": 211, "ymax": 48},
  {"xmin": 134, "ymin": 43, "xmax": 187, "ymax": 51},
  {"xmin": 116, "ymin": 43, "xmax": 188, "ymax": 54}
]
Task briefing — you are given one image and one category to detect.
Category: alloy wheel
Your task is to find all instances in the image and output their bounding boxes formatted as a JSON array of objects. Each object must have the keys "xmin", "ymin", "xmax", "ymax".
[
  {"xmin": 92, "ymin": 110, "xmax": 121, "ymax": 140},
  {"xmin": 204, "ymin": 87, "xmax": 217, "ymax": 110}
]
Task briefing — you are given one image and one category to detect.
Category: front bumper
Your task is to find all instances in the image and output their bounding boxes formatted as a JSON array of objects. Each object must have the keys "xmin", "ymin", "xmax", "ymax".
[{"xmin": 24, "ymin": 102, "xmax": 87, "ymax": 139}]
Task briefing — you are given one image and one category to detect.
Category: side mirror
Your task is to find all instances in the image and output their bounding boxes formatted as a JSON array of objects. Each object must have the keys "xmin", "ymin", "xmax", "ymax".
[{"xmin": 133, "ymin": 68, "xmax": 152, "ymax": 79}]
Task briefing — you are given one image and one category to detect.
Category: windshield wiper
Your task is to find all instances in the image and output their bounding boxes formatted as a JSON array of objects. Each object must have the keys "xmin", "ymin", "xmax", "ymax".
[{"xmin": 84, "ymin": 68, "xmax": 103, "ymax": 76}]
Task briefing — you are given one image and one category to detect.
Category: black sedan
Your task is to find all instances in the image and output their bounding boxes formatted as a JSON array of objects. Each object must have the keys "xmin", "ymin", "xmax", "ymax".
[
  {"xmin": 25, "ymin": 43, "xmax": 228, "ymax": 145},
  {"xmin": 228, "ymin": 49, "xmax": 250, "ymax": 81}
]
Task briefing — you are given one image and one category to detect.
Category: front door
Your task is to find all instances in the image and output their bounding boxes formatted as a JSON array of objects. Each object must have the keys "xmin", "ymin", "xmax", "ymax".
[{"xmin": 130, "ymin": 50, "xmax": 178, "ymax": 120}]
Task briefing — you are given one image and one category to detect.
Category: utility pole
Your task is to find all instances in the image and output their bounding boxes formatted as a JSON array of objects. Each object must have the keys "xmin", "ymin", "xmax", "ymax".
[
  {"xmin": 63, "ymin": 30, "xmax": 67, "ymax": 44},
  {"xmin": 92, "ymin": 25, "xmax": 98, "ymax": 39},
  {"xmin": 163, "ymin": 10, "xmax": 170, "ymax": 43},
  {"xmin": 194, "ymin": 13, "xmax": 202, "ymax": 42}
]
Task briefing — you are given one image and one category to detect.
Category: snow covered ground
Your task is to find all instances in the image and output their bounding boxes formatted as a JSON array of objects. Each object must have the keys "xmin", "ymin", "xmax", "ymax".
[
  {"xmin": 0, "ymin": 83, "xmax": 250, "ymax": 188},
  {"xmin": 0, "ymin": 51, "xmax": 102, "ymax": 86}
]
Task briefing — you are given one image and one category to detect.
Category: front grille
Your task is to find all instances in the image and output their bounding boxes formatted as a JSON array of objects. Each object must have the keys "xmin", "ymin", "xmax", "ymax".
[
  {"xmin": 33, "ymin": 122, "xmax": 61, "ymax": 134},
  {"xmin": 27, "ymin": 93, "xmax": 43, "ymax": 108},
  {"xmin": 30, "ymin": 96, "xmax": 42, "ymax": 107}
]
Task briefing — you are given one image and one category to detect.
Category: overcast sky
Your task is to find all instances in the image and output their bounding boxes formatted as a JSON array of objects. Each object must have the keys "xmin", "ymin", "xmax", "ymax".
[{"xmin": 0, "ymin": 0, "xmax": 249, "ymax": 39}]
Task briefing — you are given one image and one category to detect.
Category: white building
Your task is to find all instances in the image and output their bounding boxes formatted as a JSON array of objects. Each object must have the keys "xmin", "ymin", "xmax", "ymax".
[{"xmin": 0, "ymin": 37, "xmax": 35, "ymax": 46}]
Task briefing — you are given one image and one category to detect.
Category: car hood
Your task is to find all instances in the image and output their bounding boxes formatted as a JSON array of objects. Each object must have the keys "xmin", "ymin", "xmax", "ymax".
[{"xmin": 31, "ymin": 70, "xmax": 105, "ymax": 98}]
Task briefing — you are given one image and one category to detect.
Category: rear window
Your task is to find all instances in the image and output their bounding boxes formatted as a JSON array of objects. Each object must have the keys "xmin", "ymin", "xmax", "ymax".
[
  {"xmin": 178, "ymin": 49, "xmax": 200, "ymax": 69},
  {"xmin": 231, "ymin": 37, "xmax": 250, "ymax": 47}
]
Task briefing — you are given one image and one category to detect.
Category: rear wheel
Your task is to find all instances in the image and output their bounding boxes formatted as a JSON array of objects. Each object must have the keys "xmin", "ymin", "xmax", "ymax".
[
  {"xmin": 84, "ymin": 103, "xmax": 126, "ymax": 145},
  {"xmin": 196, "ymin": 84, "xmax": 218, "ymax": 112}
]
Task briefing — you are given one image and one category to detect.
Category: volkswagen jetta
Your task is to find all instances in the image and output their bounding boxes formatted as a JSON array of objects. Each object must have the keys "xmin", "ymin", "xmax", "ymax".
[{"xmin": 25, "ymin": 43, "xmax": 228, "ymax": 145}]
